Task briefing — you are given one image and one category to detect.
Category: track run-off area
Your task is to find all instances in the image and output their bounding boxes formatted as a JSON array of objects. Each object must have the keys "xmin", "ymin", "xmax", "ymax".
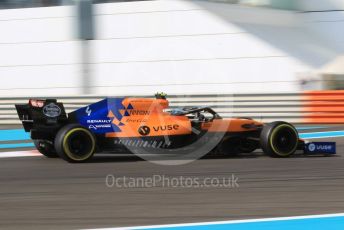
[{"xmin": 0, "ymin": 125, "xmax": 343, "ymax": 229}]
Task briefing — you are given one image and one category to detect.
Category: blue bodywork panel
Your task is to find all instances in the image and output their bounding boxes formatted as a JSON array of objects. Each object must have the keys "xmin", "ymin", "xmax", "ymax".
[{"xmin": 70, "ymin": 98, "xmax": 126, "ymax": 134}]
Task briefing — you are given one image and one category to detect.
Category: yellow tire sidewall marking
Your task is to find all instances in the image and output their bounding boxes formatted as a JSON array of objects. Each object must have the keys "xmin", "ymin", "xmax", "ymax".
[
  {"xmin": 269, "ymin": 124, "xmax": 298, "ymax": 157},
  {"xmin": 62, "ymin": 128, "xmax": 95, "ymax": 161}
]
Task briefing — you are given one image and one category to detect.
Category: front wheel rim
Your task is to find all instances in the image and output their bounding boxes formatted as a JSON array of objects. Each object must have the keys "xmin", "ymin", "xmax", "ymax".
[{"xmin": 269, "ymin": 124, "xmax": 298, "ymax": 156}]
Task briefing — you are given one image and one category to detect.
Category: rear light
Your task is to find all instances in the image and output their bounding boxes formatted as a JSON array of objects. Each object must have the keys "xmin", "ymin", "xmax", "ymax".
[{"xmin": 29, "ymin": 99, "xmax": 44, "ymax": 108}]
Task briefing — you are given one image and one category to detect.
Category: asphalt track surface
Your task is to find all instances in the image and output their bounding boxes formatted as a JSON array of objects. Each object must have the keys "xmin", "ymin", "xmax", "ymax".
[{"xmin": 0, "ymin": 136, "xmax": 344, "ymax": 230}]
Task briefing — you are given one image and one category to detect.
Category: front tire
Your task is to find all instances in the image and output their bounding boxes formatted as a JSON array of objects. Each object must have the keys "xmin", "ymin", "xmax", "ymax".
[
  {"xmin": 54, "ymin": 124, "xmax": 96, "ymax": 163},
  {"xmin": 260, "ymin": 121, "xmax": 299, "ymax": 158}
]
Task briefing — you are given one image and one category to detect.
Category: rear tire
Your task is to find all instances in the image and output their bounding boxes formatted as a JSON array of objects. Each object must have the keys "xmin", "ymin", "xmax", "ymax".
[
  {"xmin": 260, "ymin": 121, "xmax": 298, "ymax": 157},
  {"xmin": 34, "ymin": 140, "xmax": 58, "ymax": 158},
  {"xmin": 54, "ymin": 124, "xmax": 96, "ymax": 163}
]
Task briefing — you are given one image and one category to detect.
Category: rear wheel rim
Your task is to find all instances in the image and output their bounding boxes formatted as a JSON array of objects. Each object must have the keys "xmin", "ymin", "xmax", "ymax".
[{"xmin": 63, "ymin": 128, "xmax": 95, "ymax": 161}]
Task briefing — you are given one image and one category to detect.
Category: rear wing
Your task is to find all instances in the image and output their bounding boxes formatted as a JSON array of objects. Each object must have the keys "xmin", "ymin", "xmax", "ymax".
[{"xmin": 15, "ymin": 99, "xmax": 68, "ymax": 140}]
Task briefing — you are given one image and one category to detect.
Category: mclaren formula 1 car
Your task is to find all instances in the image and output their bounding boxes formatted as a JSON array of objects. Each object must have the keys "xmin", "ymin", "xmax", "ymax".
[{"xmin": 15, "ymin": 93, "xmax": 336, "ymax": 162}]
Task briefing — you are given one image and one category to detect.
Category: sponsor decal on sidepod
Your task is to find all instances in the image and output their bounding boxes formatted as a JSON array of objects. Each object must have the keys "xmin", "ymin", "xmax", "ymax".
[{"xmin": 87, "ymin": 119, "xmax": 112, "ymax": 130}]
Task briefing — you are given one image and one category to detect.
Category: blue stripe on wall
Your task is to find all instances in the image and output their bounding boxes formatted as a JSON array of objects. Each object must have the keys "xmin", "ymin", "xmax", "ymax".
[
  {"xmin": 0, "ymin": 129, "xmax": 30, "ymax": 141},
  {"xmin": 295, "ymin": 126, "xmax": 327, "ymax": 130},
  {"xmin": 299, "ymin": 131, "xmax": 344, "ymax": 139},
  {"xmin": 0, "ymin": 143, "xmax": 34, "ymax": 149}
]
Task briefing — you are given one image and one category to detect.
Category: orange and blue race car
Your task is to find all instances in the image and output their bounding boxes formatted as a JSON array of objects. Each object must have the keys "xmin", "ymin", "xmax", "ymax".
[{"xmin": 15, "ymin": 93, "xmax": 336, "ymax": 163}]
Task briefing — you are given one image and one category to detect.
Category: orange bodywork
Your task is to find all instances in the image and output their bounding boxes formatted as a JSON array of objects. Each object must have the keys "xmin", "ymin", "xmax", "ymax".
[
  {"xmin": 105, "ymin": 98, "xmax": 263, "ymax": 138},
  {"xmin": 201, "ymin": 119, "xmax": 262, "ymax": 132}
]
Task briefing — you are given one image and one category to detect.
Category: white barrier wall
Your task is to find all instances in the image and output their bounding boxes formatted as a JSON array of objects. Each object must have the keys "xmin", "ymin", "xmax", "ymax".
[{"xmin": 0, "ymin": 0, "xmax": 342, "ymax": 96}]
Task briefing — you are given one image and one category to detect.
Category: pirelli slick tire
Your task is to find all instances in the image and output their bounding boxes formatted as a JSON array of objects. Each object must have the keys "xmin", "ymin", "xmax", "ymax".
[
  {"xmin": 34, "ymin": 140, "xmax": 58, "ymax": 158},
  {"xmin": 260, "ymin": 121, "xmax": 299, "ymax": 158},
  {"xmin": 55, "ymin": 124, "xmax": 96, "ymax": 163}
]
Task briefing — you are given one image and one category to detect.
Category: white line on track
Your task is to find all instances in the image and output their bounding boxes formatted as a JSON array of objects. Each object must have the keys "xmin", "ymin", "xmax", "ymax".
[
  {"xmin": 86, "ymin": 213, "xmax": 344, "ymax": 230},
  {"xmin": 0, "ymin": 150, "xmax": 40, "ymax": 158}
]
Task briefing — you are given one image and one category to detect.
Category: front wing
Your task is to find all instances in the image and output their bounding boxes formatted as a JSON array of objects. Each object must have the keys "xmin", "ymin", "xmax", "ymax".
[{"xmin": 303, "ymin": 141, "xmax": 336, "ymax": 155}]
